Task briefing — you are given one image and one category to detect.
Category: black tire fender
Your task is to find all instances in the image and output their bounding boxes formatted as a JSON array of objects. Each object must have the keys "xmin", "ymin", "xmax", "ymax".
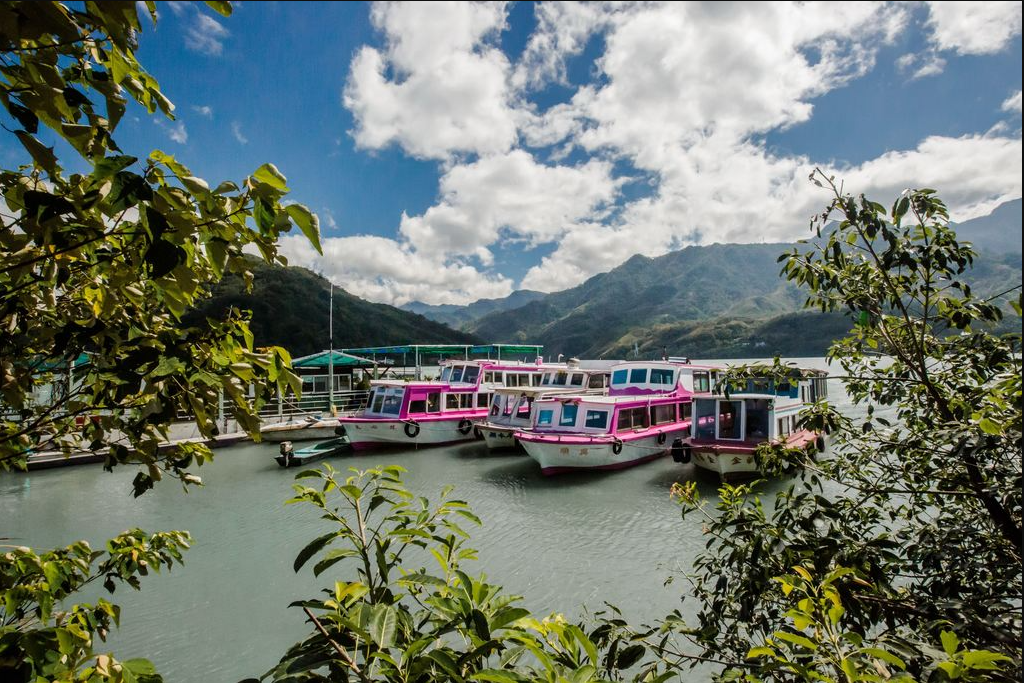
[
  {"xmin": 334, "ymin": 424, "xmax": 347, "ymax": 437},
  {"xmin": 670, "ymin": 438, "xmax": 692, "ymax": 464},
  {"xmin": 657, "ymin": 432, "xmax": 667, "ymax": 446},
  {"xmin": 458, "ymin": 419, "xmax": 473, "ymax": 435},
  {"xmin": 612, "ymin": 440, "xmax": 623, "ymax": 455},
  {"xmin": 404, "ymin": 422, "xmax": 420, "ymax": 438}
]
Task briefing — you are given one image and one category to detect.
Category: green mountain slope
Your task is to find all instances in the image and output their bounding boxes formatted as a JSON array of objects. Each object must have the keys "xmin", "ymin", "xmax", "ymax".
[{"xmin": 184, "ymin": 258, "xmax": 479, "ymax": 357}]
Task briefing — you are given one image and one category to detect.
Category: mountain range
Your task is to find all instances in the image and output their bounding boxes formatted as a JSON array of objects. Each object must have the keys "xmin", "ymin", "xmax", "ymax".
[
  {"xmin": 403, "ymin": 199, "xmax": 1023, "ymax": 358},
  {"xmin": 185, "ymin": 199, "xmax": 1021, "ymax": 360}
]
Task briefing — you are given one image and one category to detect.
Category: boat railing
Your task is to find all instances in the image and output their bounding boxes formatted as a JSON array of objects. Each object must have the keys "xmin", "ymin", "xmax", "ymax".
[{"xmin": 172, "ymin": 389, "xmax": 370, "ymax": 425}]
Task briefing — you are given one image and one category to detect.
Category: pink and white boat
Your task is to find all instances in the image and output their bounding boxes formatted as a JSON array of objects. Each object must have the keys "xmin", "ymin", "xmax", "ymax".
[
  {"xmin": 680, "ymin": 368, "xmax": 828, "ymax": 479},
  {"xmin": 475, "ymin": 360, "xmax": 618, "ymax": 450},
  {"xmin": 336, "ymin": 359, "xmax": 546, "ymax": 449},
  {"xmin": 515, "ymin": 361, "xmax": 722, "ymax": 474}
]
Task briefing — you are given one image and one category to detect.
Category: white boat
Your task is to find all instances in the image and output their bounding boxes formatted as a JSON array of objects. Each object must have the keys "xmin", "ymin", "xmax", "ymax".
[
  {"xmin": 259, "ymin": 415, "xmax": 340, "ymax": 443},
  {"xmin": 682, "ymin": 368, "xmax": 828, "ymax": 479},
  {"xmin": 475, "ymin": 360, "xmax": 617, "ymax": 450},
  {"xmin": 337, "ymin": 358, "xmax": 548, "ymax": 449},
  {"xmin": 516, "ymin": 361, "xmax": 722, "ymax": 474}
]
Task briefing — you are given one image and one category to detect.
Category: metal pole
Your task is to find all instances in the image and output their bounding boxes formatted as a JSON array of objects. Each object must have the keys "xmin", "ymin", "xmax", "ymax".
[
  {"xmin": 328, "ymin": 283, "xmax": 335, "ymax": 415},
  {"xmin": 415, "ymin": 346, "xmax": 421, "ymax": 380}
]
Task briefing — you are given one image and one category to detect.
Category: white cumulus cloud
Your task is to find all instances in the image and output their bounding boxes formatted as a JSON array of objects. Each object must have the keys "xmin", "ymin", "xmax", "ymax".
[{"xmin": 925, "ymin": 1, "xmax": 1023, "ymax": 55}]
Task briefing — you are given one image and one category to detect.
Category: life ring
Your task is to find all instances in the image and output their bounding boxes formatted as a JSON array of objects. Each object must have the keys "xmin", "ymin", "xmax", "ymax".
[
  {"xmin": 458, "ymin": 419, "xmax": 473, "ymax": 435},
  {"xmin": 656, "ymin": 432, "xmax": 667, "ymax": 446},
  {"xmin": 815, "ymin": 435, "xmax": 826, "ymax": 452},
  {"xmin": 334, "ymin": 424, "xmax": 347, "ymax": 437},
  {"xmin": 404, "ymin": 422, "xmax": 420, "ymax": 438},
  {"xmin": 670, "ymin": 438, "xmax": 691, "ymax": 464},
  {"xmin": 612, "ymin": 440, "xmax": 623, "ymax": 455}
]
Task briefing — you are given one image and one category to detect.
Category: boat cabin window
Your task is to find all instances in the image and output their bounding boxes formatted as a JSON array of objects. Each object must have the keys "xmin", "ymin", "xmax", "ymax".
[
  {"xmin": 693, "ymin": 371, "xmax": 710, "ymax": 393},
  {"xmin": 694, "ymin": 399, "xmax": 717, "ymax": 439},
  {"xmin": 629, "ymin": 368, "xmax": 648, "ymax": 383},
  {"xmin": 541, "ymin": 373, "xmax": 552, "ymax": 385},
  {"xmin": 449, "ymin": 366, "xmax": 463, "ymax": 383},
  {"xmin": 679, "ymin": 402, "xmax": 692, "ymax": 421},
  {"xmin": 531, "ymin": 374, "xmax": 542, "ymax": 386},
  {"xmin": 516, "ymin": 396, "xmax": 533, "ymax": 418},
  {"xmin": 484, "ymin": 371, "xmax": 502, "ymax": 384},
  {"xmin": 426, "ymin": 393, "xmax": 441, "ymax": 413},
  {"xmin": 502, "ymin": 397, "xmax": 514, "ymax": 416},
  {"xmin": 460, "ymin": 394, "xmax": 473, "ymax": 409},
  {"xmin": 585, "ymin": 410, "xmax": 608, "ymax": 429},
  {"xmin": 719, "ymin": 401, "xmax": 742, "ymax": 440},
  {"xmin": 380, "ymin": 390, "xmax": 403, "ymax": 415},
  {"xmin": 650, "ymin": 403, "xmax": 676, "ymax": 425},
  {"xmin": 588, "ymin": 374, "xmax": 607, "ymax": 389},
  {"xmin": 611, "ymin": 369, "xmax": 628, "ymax": 385},
  {"xmin": 537, "ymin": 409, "xmax": 554, "ymax": 426},
  {"xmin": 463, "ymin": 366, "xmax": 480, "ymax": 384},
  {"xmin": 371, "ymin": 390, "xmax": 385, "ymax": 413},
  {"xmin": 446, "ymin": 394, "xmax": 460, "ymax": 410},
  {"xmin": 616, "ymin": 406, "xmax": 648, "ymax": 431},
  {"xmin": 409, "ymin": 400, "xmax": 426, "ymax": 414},
  {"xmin": 559, "ymin": 404, "xmax": 578, "ymax": 427},
  {"xmin": 440, "ymin": 367, "xmax": 452, "ymax": 382},
  {"xmin": 477, "ymin": 392, "xmax": 491, "ymax": 408},
  {"xmin": 550, "ymin": 371, "xmax": 568, "ymax": 386},
  {"xmin": 752, "ymin": 379, "xmax": 771, "ymax": 393},
  {"xmin": 650, "ymin": 368, "xmax": 674, "ymax": 385},
  {"xmin": 777, "ymin": 415, "xmax": 791, "ymax": 437},
  {"xmin": 570, "ymin": 373, "xmax": 584, "ymax": 386},
  {"xmin": 745, "ymin": 399, "xmax": 770, "ymax": 439}
]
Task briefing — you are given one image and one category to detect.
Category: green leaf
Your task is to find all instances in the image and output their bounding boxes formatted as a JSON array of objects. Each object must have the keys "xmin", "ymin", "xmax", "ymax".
[
  {"xmin": 293, "ymin": 531, "xmax": 337, "ymax": 573},
  {"xmin": 253, "ymin": 162, "xmax": 289, "ymax": 190},
  {"xmin": 940, "ymin": 630, "xmax": 960, "ymax": 657},
  {"xmin": 285, "ymin": 203, "xmax": 322, "ymax": 253},
  {"xmin": 368, "ymin": 603, "xmax": 397, "ymax": 648}
]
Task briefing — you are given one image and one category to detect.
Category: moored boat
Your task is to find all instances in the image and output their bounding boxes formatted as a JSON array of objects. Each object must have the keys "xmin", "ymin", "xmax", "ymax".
[
  {"xmin": 476, "ymin": 360, "xmax": 617, "ymax": 450},
  {"xmin": 681, "ymin": 368, "xmax": 828, "ymax": 479},
  {"xmin": 275, "ymin": 437, "xmax": 350, "ymax": 468},
  {"xmin": 516, "ymin": 361, "xmax": 721, "ymax": 474},
  {"xmin": 260, "ymin": 415, "xmax": 341, "ymax": 443},
  {"xmin": 336, "ymin": 359, "xmax": 547, "ymax": 449}
]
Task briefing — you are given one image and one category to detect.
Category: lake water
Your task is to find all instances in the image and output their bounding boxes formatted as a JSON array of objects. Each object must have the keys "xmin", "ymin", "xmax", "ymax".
[{"xmin": 1, "ymin": 357, "xmax": 854, "ymax": 681}]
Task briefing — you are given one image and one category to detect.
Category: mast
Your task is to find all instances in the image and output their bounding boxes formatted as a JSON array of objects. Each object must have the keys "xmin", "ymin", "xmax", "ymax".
[{"xmin": 328, "ymin": 282, "xmax": 334, "ymax": 414}]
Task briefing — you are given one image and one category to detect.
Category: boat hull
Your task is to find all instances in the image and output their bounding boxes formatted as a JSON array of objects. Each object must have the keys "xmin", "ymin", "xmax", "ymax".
[
  {"xmin": 476, "ymin": 423, "xmax": 522, "ymax": 451},
  {"xmin": 688, "ymin": 431, "xmax": 822, "ymax": 480},
  {"xmin": 338, "ymin": 416, "xmax": 481, "ymax": 449},
  {"xmin": 518, "ymin": 426, "xmax": 689, "ymax": 474},
  {"xmin": 275, "ymin": 437, "xmax": 351, "ymax": 468}
]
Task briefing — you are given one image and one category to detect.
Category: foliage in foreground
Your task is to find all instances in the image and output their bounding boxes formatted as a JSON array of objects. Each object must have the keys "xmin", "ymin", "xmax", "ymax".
[
  {"xmin": 666, "ymin": 174, "xmax": 1021, "ymax": 681},
  {"xmin": 0, "ymin": 1, "xmax": 318, "ymax": 680}
]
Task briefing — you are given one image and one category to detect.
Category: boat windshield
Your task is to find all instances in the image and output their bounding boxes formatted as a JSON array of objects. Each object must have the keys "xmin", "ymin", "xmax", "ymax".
[
  {"xmin": 462, "ymin": 365, "xmax": 480, "ymax": 384},
  {"xmin": 440, "ymin": 366, "xmax": 452, "ymax": 382}
]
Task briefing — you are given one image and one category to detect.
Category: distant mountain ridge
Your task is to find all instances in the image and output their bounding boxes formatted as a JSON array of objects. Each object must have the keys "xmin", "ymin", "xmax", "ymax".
[
  {"xmin": 184, "ymin": 257, "xmax": 479, "ymax": 357},
  {"xmin": 401, "ymin": 289, "xmax": 546, "ymax": 327},
  {"xmin": 458, "ymin": 199, "xmax": 1022, "ymax": 358}
]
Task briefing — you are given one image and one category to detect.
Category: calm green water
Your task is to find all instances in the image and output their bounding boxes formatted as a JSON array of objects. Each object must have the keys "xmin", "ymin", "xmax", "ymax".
[{"xmin": 1, "ymin": 358, "xmax": 851, "ymax": 682}]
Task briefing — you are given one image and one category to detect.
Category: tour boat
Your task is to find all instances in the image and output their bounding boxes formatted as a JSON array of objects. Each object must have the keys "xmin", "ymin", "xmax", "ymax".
[
  {"xmin": 475, "ymin": 360, "xmax": 618, "ymax": 450},
  {"xmin": 336, "ymin": 359, "xmax": 547, "ymax": 449},
  {"xmin": 515, "ymin": 361, "xmax": 722, "ymax": 474},
  {"xmin": 679, "ymin": 368, "xmax": 828, "ymax": 479}
]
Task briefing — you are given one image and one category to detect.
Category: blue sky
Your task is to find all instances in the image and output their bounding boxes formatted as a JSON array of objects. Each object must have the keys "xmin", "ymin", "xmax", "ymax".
[{"xmin": 9, "ymin": 1, "xmax": 1021, "ymax": 305}]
